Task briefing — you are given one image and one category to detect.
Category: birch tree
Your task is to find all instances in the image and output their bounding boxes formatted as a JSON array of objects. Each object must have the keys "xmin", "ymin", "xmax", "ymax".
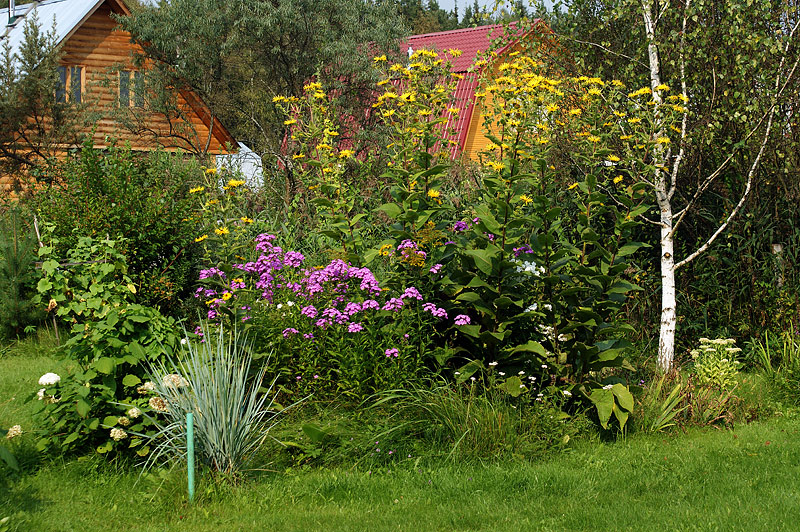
[
  {"xmin": 638, "ymin": 0, "xmax": 800, "ymax": 369},
  {"xmin": 558, "ymin": 0, "xmax": 800, "ymax": 370}
]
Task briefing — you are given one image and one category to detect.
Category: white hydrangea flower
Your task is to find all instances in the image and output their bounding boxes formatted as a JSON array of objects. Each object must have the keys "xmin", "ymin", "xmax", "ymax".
[
  {"xmin": 110, "ymin": 428, "xmax": 127, "ymax": 441},
  {"xmin": 6, "ymin": 425, "xmax": 22, "ymax": 439},
  {"xmin": 118, "ymin": 417, "xmax": 130, "ymax": 427},
  {"xmin": 137, "ymin": 381, "xmax": 157, "ymax": 395},
  {"xmin": 38, "ymin": 372, "xmax": 61, "ymax": 386},
  {"xmin": 126, "ymin": 407, "xmax": 142, "ymax": 419},
  {"xmin": 162, "ymin": 374, "xmax": 189, "ymax": 389},
  {"xmin": 37, "ymin": 388, "xmax": 46, "ymax": 401},
  {"xmin": 149, "ymin": 396, "xmax": 169, "ymax": 413}
]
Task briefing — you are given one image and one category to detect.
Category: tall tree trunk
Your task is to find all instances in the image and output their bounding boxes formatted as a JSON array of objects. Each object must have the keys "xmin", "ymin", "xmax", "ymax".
[{"xmin": 642, "ymin": 0, "xmax": 678, "ymax": 370}]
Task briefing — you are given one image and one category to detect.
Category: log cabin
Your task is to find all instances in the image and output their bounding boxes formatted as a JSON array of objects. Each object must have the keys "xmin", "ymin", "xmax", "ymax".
[{"xmin": 1, "ymin": 0, "xmax": 235, "ymax": 192}]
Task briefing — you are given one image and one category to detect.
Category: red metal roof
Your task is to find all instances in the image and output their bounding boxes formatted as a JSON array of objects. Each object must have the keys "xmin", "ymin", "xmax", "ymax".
[{"xmin": 402, "ymin": 23, "xmax": 537, "ymax": 158}]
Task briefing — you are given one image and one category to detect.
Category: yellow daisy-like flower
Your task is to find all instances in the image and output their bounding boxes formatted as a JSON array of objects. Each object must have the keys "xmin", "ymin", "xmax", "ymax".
[
  {"xmin": 339, "ymin": 150, "xmax": 354, "ymax": 158},
  {"xmin": 427, "ymin": 189, "xmax": 441, "ymax": 199},
  {"xmin": 568, "ymin": 182, "xmax": 579, "ymax": 190},
  {"xmin": 292, "ymin": 153, "xmax": 305, "ymax": 160},
  {"xmin": 205, "ymin": 167, "xmax": 217, "ymax": 175},
  {"xmin": 221, "ymin": 292, "xmax": 232, "ymax": 301},
  {"xmin": 377, "ymin": 79, "xmax": 390, "ymax": 87},
  {"xmin": 656, "ymin": 137, "xmax": 671, "ymax": 144},
  {"xmin": 627, "ymin": 117, "xmax": 642, "ymax": 124},
  {"xmin": 447, "ymin": 48, "xmax": 463, "ymax": 57},
  {"xmin": 189, "ymin": 186, "xmax": 205, "ymax": 194},
  {"xmin": 194, "ymin": 234, "xmax": 208, "ymax": 242},
  {"xmin": 613, "ymin": 111, "xmax": 627, "ymax": 118},
  {"xmin": 373, "ymin": 55, "xmax": 387, "ymax": 63},
  {"xmin": 486, "ymin": 161, "xmax": 506, "ymax": 172},
  {"xmin": 303, "ymin": 82, "xmax": 322, "ymax": 92},
  {"xmin": 611, "ymin": 79, "xmax": 625, "ymax": 87},
  {"xmin": 316, "ymin": 143, "xmax": 333, "ymax": 151},
  {"xmin": 204, "ymin": 199, "xmax": 218, "ymax": 207},
  {"xmin": 520, "ymin": 194, "xmax": 533, "ymax": 205},
  {"xmin": 240, "ymin": 217, "xmax": 253, "ymax": 224},
  {"xmin": 215, "ymin": 227, "xmax": 230, "ymax": 235},
  {"xmin": 381, "ymin": 109, "xmax": 395, "ymax": 117},
  {"xmin": 447, "ymin": 107, "xmax": 460, "ymax": 115},
  {"xmin": 655, "ymin": 84, "xmax": 670, "ymax": 91},
  {"xmin": 613, "ymin": 175, "xmax": 624, "ymax": 184},
  {"xmin": 587, "ymin": 135, "xmax": 601, "ymax": 143},
  {"xmin": 378, "ymin": 244, "xmax": 393, "ymax": 257},
  {"xmin": 324, "ymin": 129, "xmax": 339, "ymax": 137},
  {"xmin": 607, "ymin": 154, "xmax": 621, "ymax": 162},
  {"xmin": 272, "ymin": 95, "xmax": 286, "ymax": 103},
  {"xmin": 284, "ymin": 119, "xmax": 297, "ymax": 126},
  {"xmin": 587, "ymin": 87, "xmax": 602, "ymax": 95},
  {"xmin": 418, "ymin": 109, "xmax": 432, "ymax": 116},
  {"xmin": 227, "ymin": 179, "xmax": 245, "ymax": 188},
  {"xmin": 620, "ymin": 135, "xmax": 633, "ymax": 140},
  {"xmin": 569, "ymin": 108, "xmax": 582, "ymax": 116},
  {"xmin": 537, "ymin": 138, "xmax": 549, "ymax": 145},
  {"xmin": 546, "ymin": 103, "xmax": 559, "ymax": 113}
]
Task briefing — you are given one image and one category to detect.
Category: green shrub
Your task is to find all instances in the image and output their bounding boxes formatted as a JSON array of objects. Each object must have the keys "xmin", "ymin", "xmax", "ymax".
[
  {"xmin": 32, "ymin": 141, "xmax": 203, "ymax": 317},
  {"xmin": 0, "ymin": 206, "xmax": 43, "ymax": 339},
  {"xmin": 32, "ymin": 234, "xmax": 179, "ymax": 456}
]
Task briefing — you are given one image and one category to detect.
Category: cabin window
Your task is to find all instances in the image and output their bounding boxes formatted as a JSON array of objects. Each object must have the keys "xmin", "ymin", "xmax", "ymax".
[
  {"xmin": 119, "ymin": 70, "xmax": 145, "ymax": 108},
  {"xmin": 56, "ymin": 65, "xmax": 83, "ymax": 103}
]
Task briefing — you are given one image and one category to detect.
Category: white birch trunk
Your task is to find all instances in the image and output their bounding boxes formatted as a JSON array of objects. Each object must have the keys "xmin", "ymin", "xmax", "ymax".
[{"xmin": 642, "ymin": 0, "xmax": 678, "ymax": 370}]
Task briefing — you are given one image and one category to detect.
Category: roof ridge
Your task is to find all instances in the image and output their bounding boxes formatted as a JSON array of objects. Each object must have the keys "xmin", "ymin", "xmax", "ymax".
[{"xmin": 407, "ymin": 24, "xmax": 505, "ymax": 40}]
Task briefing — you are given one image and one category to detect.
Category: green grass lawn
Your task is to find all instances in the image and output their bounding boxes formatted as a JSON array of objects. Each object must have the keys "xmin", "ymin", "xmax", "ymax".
[{"xmin": 3, "ymin": 343, "xmax": 800, "ymax": 531}]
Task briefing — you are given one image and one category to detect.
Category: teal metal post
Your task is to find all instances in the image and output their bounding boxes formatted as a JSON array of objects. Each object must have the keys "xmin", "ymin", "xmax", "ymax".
[{"xmin": 187, "ymin": 412, "xmax": 195, "ymax": 503}]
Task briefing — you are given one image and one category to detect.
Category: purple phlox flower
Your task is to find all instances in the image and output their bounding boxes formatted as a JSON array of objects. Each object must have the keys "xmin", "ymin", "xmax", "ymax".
[
  {"xmin": 301, "ymin": 305, "xmax": 318, "ymax": 318},
  {"xmin": 422, "ymin": 302, "xmax": 448, "ymax": 319},
  {"xmin": 241, "ymin": 305, "xmax": 251, "ymax": 311},
  {"xmin": 241, "ymin": 315, "xmax": 252, "ymax": 322},
  {"xmin": 199, "ymin": 267, "xmax": 226, "ymax": 280},
  {"xmin": 282, "ymin": 327, "xmax": 299, "ymax": 338},
  {"xmin": 397, "ymin": 239, "xmax": 418, "ymax": 251},
  {"xmin": 282, "ymin": 251, "xmax": 304, "ymax": 268},
  {"xmin": 472, "ymin": 217, "xmax": 480, "ymax": 224},
  {"xmin": 193, "ymin": 326, "xmax": 204, "ymax": 337},
  {"xmin": 314, "ymin": 374, "xmax": 320, "ymax": 379},
  {"xmin": 484, "ymin": 233, "xmax": 495, "ymax": 241},
  {"xmin": 513, "ymin": 245, "xmax": 534, "ymax": 257},
  {"xmin": 361, "ymin": 299, "xmax": 380, "ymax": 310},
  {"xmin": 230, "ymin": 278, "xmax": 246, "ymax": 290},
  {"xmin": 296, "ymin": 375, "xmax": 302, "ymax": 380},
  {"xmin": 454, "ymin": 314, "xmax": 471, "ymax": 325},
  {"xmin": 385, "ymin": 348, "xmax": 399, "ymax": 358},
  {"xmin": 382, "ymin": 297, "xmax": 404, "ymax": 312},
  {"xmin": 207, "ymin": 309, "xmax": 218, "ymax": 320},
  {"xmin": 429, "ymin": 263, "xmax": 443, "ymax": 274},
  {"xmin": 348, "ymin": 322, "xmax": 364, "ymax": 333},
  {"xmin": 254, "ymin": 233, "xmax": 278, "ymax": 252},
  {"xmin": 453, "ymin": 220, "xmax": 470, "ymax": 232},
  {"xmin": 315, "ymin": 318, "xmax": 331, "ymax": 329},
  {"xmin": 444, "ymin": 240, "xmax": 455, "ymax": 245},
  {"xmin": 303, "ymin": 333, "xmax": 315, "ymax": 339},
  {"xmin": 401, "ymin": 286, "xmax": 423, "ymax": 300},
  {"xmin": 344, "ymin": 302, "xmax": 362, "ymax": 316},
  {"xmin": 322, "ymin": 307, "xmax": 348, "ymax": 324}
]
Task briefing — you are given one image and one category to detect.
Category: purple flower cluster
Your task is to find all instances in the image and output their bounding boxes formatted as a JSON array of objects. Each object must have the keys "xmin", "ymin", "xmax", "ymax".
[
  {"xmin": 422, "ymin": 303, "xmax": 448, "ymax": 319},
  {"xmin": 199, "ymin": 267, "xmax": 226, "ymax": 280},
  {"xmin": 513, "ymin": 245, "xmax": 534, "ymax": 257},
  {"xmin": 401, "ymin": 286, "xmax": 422, "ymax": 300},
  {"xmin": 429, "ymin": 263, "xmax": 443, "ymax": 274},
  {"xmin": 453, "ymin": 220, "xmax": 470, "ymax": 232},
  {"xmin": 385, "ymin": 348, "xmax": 399, "ymax": 358},
  {"xmin": 454, "ymin": 314, "xmax": 471, "ymax": 325}
]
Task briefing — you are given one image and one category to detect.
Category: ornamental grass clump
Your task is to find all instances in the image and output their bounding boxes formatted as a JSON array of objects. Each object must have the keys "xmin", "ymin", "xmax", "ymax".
[{"xmin": 144, "ymin": 325, "xmax": 283, "ymax": 477}]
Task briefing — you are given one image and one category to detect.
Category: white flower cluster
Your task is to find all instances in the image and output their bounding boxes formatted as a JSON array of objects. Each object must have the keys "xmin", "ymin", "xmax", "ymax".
[
  {"xmin": 38, "ymin": 372, "xmax": 61, "ymax": 386},
  {"xmin": 110, "ymin": 428, "xmax": 127, "ymax": 441},
  {"xmin": 162, "ymin": 374, "xmax": 189, "ymax": 389},
  {"xmin": 148, "ymin": 396, "xmax": 169, "ymax": 413},
  {"xmin": 126, "ymin": 407, "xmax": 142, "ymax": 419},
  {"xmin": 516, "ymin": 261, "xmax": 545, "ymax": 276},
  {"xmin": 6, "ymin": 425, "xmax": 22, "ymax": 439},
  {"xmin": 137, "ymin": 381, "xmax": 157, "ymax": 395}
]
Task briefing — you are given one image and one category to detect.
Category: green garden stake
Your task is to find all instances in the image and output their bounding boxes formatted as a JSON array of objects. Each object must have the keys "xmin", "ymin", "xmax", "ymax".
[{"xmin": 187, "ymin": 412, "xmax": 195, "ymax": 503}]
